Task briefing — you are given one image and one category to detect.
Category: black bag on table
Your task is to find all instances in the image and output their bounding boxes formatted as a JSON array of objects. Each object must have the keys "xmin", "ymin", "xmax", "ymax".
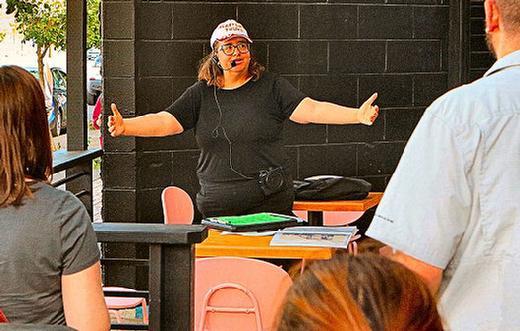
[{"xmin": 293, "ymin": 175, "xmax": 371, "ymax": 201}]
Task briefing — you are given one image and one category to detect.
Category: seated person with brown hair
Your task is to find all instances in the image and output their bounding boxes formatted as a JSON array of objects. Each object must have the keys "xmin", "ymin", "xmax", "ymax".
[
  {"xmin": 277, "ymin": 253, "xmax": 444, "ymax": 331},
  {"xmin": 0, "ymin": 65, "xmax": 109, "ymax": 331}
]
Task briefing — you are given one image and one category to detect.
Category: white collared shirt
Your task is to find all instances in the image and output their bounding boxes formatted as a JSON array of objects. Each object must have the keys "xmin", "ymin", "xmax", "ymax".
[{"xmin": 367, "ymin": 49, "xmax": 520, "ymax": 331}]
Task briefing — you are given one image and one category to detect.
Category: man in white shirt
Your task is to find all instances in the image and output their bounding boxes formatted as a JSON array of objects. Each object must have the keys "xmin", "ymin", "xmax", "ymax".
[{"xmin": 366, "ymin": 0, "xmax": 520, "ymax": 330}]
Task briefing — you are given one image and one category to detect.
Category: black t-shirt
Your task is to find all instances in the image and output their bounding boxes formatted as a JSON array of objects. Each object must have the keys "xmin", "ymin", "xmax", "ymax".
[{"xmin": 166, "ymin": 72, "xmax": 306, "ymax": 183}]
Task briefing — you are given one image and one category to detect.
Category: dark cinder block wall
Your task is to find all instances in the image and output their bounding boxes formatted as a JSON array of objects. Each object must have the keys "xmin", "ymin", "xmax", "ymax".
[
  {"xmin": 469, "ymin": 0, "xmax": 494, "ymax": 80},
  {"xmin": 101, "ymin": 0, "xmax": 472, "ymax": 226}
]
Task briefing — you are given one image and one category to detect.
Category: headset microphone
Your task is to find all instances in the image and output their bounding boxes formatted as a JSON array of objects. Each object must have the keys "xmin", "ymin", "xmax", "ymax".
[
  {"xmin": 212, "ymin": 56, "xmax": 237, "ymax": 71},
  {"xmin": 220, "ymin": 60, "xmax": 236, "ymax": 71},
  {"xmin": 221, "ymin": 61, "xmax": 236, "ymax": 71}
]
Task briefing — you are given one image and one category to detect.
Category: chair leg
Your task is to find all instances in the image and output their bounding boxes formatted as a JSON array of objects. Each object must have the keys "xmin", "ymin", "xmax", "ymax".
[{"xmin": 141, "ymin": 299, "xmax": 149, "ymax": 324}]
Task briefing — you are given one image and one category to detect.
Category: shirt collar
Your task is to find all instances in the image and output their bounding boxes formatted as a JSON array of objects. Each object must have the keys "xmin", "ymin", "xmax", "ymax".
[{"xmin": 484, "ymin": 49, "xmax": 520, "ymax": 77}]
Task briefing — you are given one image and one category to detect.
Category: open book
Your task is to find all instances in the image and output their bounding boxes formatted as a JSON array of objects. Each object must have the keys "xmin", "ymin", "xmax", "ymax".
[{"xmin": 270, "ymin": 226, "xmax": 358, "ymax": 248}]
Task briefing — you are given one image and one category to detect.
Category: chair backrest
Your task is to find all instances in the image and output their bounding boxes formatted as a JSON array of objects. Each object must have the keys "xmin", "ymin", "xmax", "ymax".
[
  {"xmin": 195, "ymin": 257, "xmax": 293, "ymax": 331},
  {"xmin": 161, "ymin": 186, "xmax": 194, "ymax": 225},
  {"xmin": 293, "ymin": 210, "xmax": 364, "ymax": 226},
  {"xmin": 323, "ymin": 211, "xmax": 364, "ymax": 226}
]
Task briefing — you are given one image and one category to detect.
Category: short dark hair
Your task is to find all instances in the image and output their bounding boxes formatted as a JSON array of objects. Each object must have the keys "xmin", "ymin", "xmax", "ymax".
[
  {"xmin": 497, "ymin": 0, "xmax": 520, "ymax": 32},
  {"xmin": 0, "ymin": 65, "xmax": 52, "ymax": 207}
]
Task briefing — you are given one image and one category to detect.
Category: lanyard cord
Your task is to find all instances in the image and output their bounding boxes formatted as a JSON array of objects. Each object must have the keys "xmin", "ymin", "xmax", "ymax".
[{"xmin": 213, "ymin": 86, "xmax": 255, "ymax": 180}]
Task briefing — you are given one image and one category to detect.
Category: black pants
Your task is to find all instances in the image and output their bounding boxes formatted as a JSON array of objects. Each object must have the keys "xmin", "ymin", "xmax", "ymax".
[{"xmin": 196, "ymin": 177, "xmax": 294, "ymax": 218}]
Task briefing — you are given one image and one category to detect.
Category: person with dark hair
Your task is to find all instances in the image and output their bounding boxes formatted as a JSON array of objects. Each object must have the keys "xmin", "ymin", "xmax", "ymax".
[
  {"xmin": 108, "ymin": 19, "xmax": 379, "ymax": 218},
  {"xmin": 277, "ymin": 253, "xmax": 444, "ymax": 331},
  {"xmin": 366, "ymin": 0, "xmax": 520, "ymax": 329},
  {"xmin": 0, "ymin": 65, "xmax": 110, "ymax": 330}
]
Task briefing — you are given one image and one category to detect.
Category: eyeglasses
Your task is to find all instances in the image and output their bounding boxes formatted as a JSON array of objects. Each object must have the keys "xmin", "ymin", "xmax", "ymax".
[{"xmin": 219, "ymin": 42, "xmax": 250, "ymax": 56}]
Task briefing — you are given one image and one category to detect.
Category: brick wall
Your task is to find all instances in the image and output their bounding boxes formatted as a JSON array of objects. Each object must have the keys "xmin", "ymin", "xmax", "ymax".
[{"xmin": 101, "ymin": 0, "xmax": 466, "ymax": 225}]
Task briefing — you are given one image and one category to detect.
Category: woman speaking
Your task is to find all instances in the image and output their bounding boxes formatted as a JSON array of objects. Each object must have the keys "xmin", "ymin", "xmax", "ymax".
[{"xmin": 108, "ymin": 19, "xmax": 379, "ymax": 218}]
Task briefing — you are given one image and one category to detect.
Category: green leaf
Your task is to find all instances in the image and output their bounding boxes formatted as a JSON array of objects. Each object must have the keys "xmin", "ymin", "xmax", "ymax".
[{"xmin": 7, "ymin": 0, "xmax": 101, "ymax": 64}]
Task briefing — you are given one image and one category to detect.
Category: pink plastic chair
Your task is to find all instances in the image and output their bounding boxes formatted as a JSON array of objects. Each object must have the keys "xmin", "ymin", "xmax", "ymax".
[
  {"xmin": 161, "ymin": 186, "xmax": 194, "ymax": 224},
  {"xmin": 195, "ymin": 257, "xmax": 293, "ymax": 331},
  {"xmin": 104, "ymin": 286, "xmax": 148, "ymax": 324},
  {"xmin": 293, "ymin": 210, "xmax": 364, "ymax": 226}
]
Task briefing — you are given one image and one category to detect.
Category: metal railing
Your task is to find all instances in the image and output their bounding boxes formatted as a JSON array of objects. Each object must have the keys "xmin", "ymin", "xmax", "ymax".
[{"xmin": 52, "ymin": 148, "xmax": 103, "ymax": 218}]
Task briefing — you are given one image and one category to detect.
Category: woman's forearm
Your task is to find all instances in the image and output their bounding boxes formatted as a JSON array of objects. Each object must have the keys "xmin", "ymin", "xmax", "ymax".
[
  {"xmin": 290, "ymin": 94, "xmax": 379, "ymax": 126},
  {"xmin": 311, "ymin": 100, "xmax": 360, "ymax": 124},
  {"xmin": 290, "ymin": 98, "xmax": 360, "ymax": 125},
  {"xmin": 121, "ymin": 111, "xmax": 183, "ymax": 137}
]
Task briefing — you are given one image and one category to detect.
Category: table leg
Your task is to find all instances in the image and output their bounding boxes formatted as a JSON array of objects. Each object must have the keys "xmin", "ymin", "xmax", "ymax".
[{"xmin": 307, "ymin": 211, "xmax": 323, "ymax": 226}]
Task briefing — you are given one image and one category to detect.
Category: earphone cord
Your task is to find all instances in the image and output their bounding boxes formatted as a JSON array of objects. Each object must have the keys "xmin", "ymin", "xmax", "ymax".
[{"xmin": 213, "ymin": 86, "xmax": 255, "ymax": 180}]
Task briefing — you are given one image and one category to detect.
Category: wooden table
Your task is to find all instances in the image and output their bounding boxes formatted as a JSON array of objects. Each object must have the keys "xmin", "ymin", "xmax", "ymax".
[
  {"xmin": 292, "ymin": 192, "xmax": 383, "ymax": 226},
  {"xmin": 196, "ymin": 229, "xmax": 334, "ymax": 260}
]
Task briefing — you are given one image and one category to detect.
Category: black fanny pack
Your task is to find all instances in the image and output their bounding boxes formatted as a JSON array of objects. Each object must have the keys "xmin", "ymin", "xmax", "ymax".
[
  {"xmin": 294, "ymin": 175, "xmax": 371, "ymax": 201},
  {"xmin": 258, "ymin": 167, "xmax": 286, "ymax": 196}
]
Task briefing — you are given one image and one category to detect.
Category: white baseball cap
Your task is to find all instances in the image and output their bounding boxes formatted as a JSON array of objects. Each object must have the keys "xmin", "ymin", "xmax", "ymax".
[{"xmin": 210, "ymin": 19, "xmax": 253, "ymax": 49}]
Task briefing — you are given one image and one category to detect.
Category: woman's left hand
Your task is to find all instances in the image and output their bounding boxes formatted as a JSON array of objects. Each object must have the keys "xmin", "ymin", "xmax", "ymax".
[{"xmin": 358, "ymin": 93, "xmax": 379, "ymax": 125}]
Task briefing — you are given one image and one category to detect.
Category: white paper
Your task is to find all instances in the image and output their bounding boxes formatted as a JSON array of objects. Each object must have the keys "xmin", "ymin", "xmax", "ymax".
[{"xmin": 270, "ymin": 226, "xmax": 357, "ymax": 248}]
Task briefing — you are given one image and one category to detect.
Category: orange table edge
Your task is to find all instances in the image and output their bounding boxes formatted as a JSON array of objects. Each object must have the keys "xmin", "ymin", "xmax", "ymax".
[
  {"xmin": 292, "ymin": 192, "xmax": 383, "ymax": 212},
  {"xmin": 195, "ymin": 230, "xmax": 334, "ymax": 260}
]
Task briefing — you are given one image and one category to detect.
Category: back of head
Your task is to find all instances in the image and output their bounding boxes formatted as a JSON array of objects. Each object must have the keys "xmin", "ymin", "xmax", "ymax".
[
  {"xmin": 0, "ymin": 65, "xmax": 52, "ymax": 207},
  {"xmin": 277, "ymin": 253, "xmax": 444, "ymax": 331},
  {"xmin": 496, "ymin": 0, "xmax": 520, "ymax": 34}
]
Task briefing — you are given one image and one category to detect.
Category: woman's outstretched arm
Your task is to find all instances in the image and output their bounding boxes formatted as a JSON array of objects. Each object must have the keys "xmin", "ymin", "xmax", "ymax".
[
  {"xmin": 108, "ymin": 103, "xmax": 184, "ymax": 137},
  {"xmin": 289, "ymin": 93, "xmax": 379, "ymax": 125}
]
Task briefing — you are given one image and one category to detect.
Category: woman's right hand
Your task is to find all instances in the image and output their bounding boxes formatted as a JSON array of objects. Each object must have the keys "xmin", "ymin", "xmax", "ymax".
[{"xmin": 108, "ymin": 103, "xmax": 125, "ymax": 137}]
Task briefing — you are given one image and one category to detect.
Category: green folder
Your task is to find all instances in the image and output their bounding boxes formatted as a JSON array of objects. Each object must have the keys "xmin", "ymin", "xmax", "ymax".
[{"xmin": 202, "ymin": 212, "xmax": 302, "ymax": 232}]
